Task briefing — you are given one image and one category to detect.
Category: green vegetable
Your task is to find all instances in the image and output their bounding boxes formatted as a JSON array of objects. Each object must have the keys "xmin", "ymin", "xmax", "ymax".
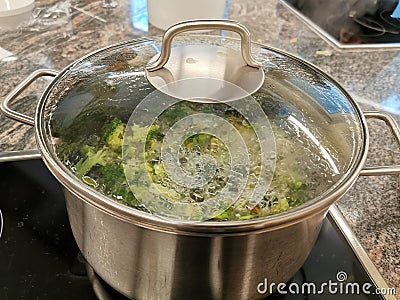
[
  {"xmin": 53, "ymin": 100, "xmax": 312, "ymax": 221},
  {"xmin": 146, "ymin": 124, "xmax": 163, "ymax": 142},
  {"xmin": 103, "ymin": 119, "xmax": 126, "ymax": 149},
  {"xmin": 74, "ymin": 145, "xmax": 118, "ymax": 179},
  {"xmin": 100, "ymin": 164, "xmax": 139, "ymax": 207}
]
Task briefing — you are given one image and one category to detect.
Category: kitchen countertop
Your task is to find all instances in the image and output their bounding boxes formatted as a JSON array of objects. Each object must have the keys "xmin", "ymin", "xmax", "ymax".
[{"xmin": 0, "ymin": 0, "xmax": 399, "ymax": 297}]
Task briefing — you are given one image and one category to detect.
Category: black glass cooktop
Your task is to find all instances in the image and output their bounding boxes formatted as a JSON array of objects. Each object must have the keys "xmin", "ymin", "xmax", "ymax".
[
  {"xmin": 283, "ymin": 0, "xmax": 400, "ymax": 46},
  {"xmin": 0, "ymin": 159, "xmax": 387, "ymax": 299}
]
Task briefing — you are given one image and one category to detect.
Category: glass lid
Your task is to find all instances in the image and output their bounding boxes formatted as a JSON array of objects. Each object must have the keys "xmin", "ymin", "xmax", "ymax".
[{"xmin": 45, "ymin": 22, "xmax": 363, "ymax": 222}]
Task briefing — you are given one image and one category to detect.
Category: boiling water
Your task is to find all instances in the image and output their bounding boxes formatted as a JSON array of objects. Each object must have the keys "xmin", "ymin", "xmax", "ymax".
[{"xmin": 49, "ymin": 71, "xmax": 356, "ymax": 220}]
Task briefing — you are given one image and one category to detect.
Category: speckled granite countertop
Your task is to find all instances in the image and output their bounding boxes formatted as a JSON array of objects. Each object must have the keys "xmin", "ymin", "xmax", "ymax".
[{"xmin": 0, "ymin": 0, "xmax": 399, "ymax": 297}]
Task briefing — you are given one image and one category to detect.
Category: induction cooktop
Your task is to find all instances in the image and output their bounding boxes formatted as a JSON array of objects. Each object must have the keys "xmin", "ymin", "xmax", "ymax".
[
  {"xmin": 0, "ymin": 156, "xmax": 396, "ymax": 299},
  {"xmin": 281, "ymin": 0, "xmax": 400, "ymax": 49}
]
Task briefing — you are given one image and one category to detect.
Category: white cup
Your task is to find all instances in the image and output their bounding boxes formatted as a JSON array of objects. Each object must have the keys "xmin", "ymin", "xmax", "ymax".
[
  {"xmin": 147, "ymin": 0, "xmax": 226, "ymax": 31},
  {"xmin": 0, "ymin": 0, "xmax": 34, "ymax": 28}
]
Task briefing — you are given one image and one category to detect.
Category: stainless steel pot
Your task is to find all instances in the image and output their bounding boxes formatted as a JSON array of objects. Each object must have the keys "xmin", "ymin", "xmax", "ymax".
[{"xmin": 2, "ymin": 20, "xmax": 400, "ymax": 300}]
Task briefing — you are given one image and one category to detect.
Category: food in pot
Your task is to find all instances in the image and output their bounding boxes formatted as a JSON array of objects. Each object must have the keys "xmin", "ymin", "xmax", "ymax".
[{"xmin": 50, "ymin": 73, "xmax": 341, "ymax": 221}]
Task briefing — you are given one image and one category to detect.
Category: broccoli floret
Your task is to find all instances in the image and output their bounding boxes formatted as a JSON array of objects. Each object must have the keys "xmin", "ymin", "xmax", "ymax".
[
  {"xmin": 100, "ymin": 164, "xmax": 139, "ymax": 207},
  {"xmin": 74, "ymin": 145, "xmax": 117, "ymax": 179},
  {"xmin": 101, "ymin": 163, "xmax": 125, "ymax": 184},
  {"xmin": 146, "ymin": 124, "xmax": 162, "ymax": 141},
  {"xmin": 103, "ymin": 119, "xmax": 126, "ymax": 149}
]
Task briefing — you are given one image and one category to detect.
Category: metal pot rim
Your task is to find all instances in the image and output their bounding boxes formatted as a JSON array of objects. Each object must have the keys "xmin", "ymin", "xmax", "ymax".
[{"xmin": 32, "ymin": 35, "xmax": 369, "ymax": 234}]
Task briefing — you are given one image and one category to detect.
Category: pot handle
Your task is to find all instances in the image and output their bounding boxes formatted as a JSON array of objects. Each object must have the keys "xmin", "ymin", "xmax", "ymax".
[
  {"xmin": 360, "ymin": 111, "xmax": 400, "ymax": 176},
  {"xmin": 146, "ymin": 19, "xmax": 262, "ymax": 72},
  {"xmin": 1, "ymin": 69, "xmax": 59, "ymax": 126}
]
